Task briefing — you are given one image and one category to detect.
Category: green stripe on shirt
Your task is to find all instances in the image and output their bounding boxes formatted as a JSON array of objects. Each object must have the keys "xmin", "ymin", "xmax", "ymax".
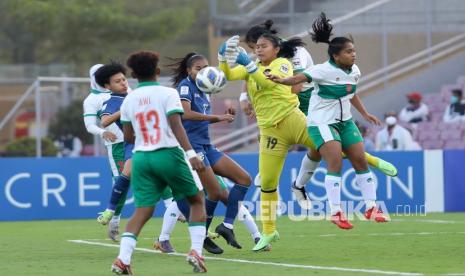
[
  {"xmin": 318, "ymin": 84, "xmax": 356, "ymax": 99},
  {"xmin": 166, "ymin": 109, "xmax": 184, "ymax": 116}
]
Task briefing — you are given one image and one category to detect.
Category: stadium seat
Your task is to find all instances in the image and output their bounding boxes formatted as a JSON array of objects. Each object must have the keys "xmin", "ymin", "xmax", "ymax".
[
  {"xmin": 440, "ymin": 129, "xmax": 462, "ymax": 140},
  {"xmin": 417, "ymin": 130, "xmax": 441, "ymax": 141},
  {"xmin": 444, "ymin": 140, "xmax": 465, "ymax": 149},
  {"xmin": 421, "ymin": 140, "xmax": 444, "ymax": 149}
]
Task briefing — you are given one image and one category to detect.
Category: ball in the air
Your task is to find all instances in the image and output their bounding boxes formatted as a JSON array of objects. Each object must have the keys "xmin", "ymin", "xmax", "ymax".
[{"xmin": 195, "ymin": 66, "xmax": 227, "ymax": 94}]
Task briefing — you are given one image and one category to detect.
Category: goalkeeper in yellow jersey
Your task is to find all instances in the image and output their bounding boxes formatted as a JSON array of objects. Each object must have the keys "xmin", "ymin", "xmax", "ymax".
[
  {"xmin": 220, "ymin": 33, "xmax": 321, "ymax": 251},
  {"xmin": 219, "ymin": 32, "xmax": 396, "ymax": 251},
  {"xmin": 240, "ymin": 21, "xmax": 397, "ymax": 211}
]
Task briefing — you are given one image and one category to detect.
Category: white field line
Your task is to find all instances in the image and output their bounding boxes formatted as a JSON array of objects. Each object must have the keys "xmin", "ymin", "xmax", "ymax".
[
  {"xmin": 319, "ymin": 231, "xmax": 465, "ymax": 237},
  {"xmin": 392, "ymin": 219, "xmax": 462, "ymax": 224},
  {"xmin": 68, "ymin": 239, "xmax": 422, "ymax": 276}
]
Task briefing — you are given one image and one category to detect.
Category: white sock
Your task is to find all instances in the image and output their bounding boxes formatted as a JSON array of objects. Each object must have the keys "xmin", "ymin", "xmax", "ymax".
[
  {"xmin": 110, "ymin": 214, "xmax": 120, "ymax": 223},
  {"xmin": 163, "ymin": 197, "xmax": 173, "ymax": 208},
  {"xmin": 325, "ymin": 173, "xmax": 342, "ymax": 215},
  {"xmin": 222, "ymin": 222, "xmax": 233, "ymax": 229},
  {"xmin": 118, "ymin": 233, "xmax": 137, "ymax": 265},
  {"xmin": 295, "ymin": 154, "xmax": 320, "ymax": 188},
  {"xmin": 188, "ymin": 224, "xmax": 206, "ymax": 256},
  {"xmin": 356, "ymin": 170, "xmax": 377, "ymax": 210},
  {"xmin": 237, "ymin": 204, "xmax": 260, "ymax": 240},
  {"xmin": 159, "ymin": 201, "xmax": 181, "ymax": 241}
]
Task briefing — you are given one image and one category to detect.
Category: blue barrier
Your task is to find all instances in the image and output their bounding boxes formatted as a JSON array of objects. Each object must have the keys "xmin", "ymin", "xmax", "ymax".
[
  {"xmin": 443, "ymin": 150, "xmax": 465, "ymax": 212},
  {"xmin": 0, "ymin": 151, "xmax": 429, "ymax": 221},
  {"xmin": 227, "ymin": 151, "xmax": 425, "ymax": 216}
]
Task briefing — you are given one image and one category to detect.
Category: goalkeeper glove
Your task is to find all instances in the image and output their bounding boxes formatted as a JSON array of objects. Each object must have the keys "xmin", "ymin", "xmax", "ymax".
[
  {"xmin": 218, "ymin": 35, "xmax": 240, "ymax": 63},
  {"xmin": 236, "ymin": 51, "xmax": 257, "ymax": 73}
]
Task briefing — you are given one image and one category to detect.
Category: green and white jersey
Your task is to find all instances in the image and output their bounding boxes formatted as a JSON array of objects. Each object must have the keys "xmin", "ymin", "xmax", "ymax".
[
  {"xmin": 120, "ymin": 82, "xmax": 184, "ymax": 152},
  {"xmin": 303, "ymin": 60, "xmax": 361, "ymax": 126},
  {"xmin": 291, "ymin": 46, "xmax": 314, "ymax": 91},
  {"xmin": 83, "ymin": 90, "xmax": 124, "ymax": 145}
]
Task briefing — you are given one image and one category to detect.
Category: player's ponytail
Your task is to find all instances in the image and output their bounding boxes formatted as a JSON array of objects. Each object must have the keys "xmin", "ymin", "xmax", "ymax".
[
  {"xmin": 258, "ymin": 33, "xmax": 305, "ymax": 59},
  {"xmin": 245, "ymin": 19, "xmax": 279, "ymax": 44},
  {"xmin": 311, "ymin": 12, "xmax": 353, "ymax": 61},
  {"xmin": 278, "ymin": 37, "xmax": 306, "ymax": 59},
  {"xmin": 311, "ymin": 12, "xmax": 332, "ymax": 44},
  {"xmin": 168, "ymin": 53, "xmax": 205, "ymax": 87}
]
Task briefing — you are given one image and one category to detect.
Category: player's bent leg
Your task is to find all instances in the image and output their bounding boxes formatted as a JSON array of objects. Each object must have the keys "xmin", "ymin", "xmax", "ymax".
[
  {"xmin": 364, "ymin": 152, "xmax": 398, "ymax": 177},
  {"xmin": 344, "ymin": 142, "xmax": 389, "ymax": 223},
  {"xmin": 194, "ymin": 167, "xmax": 229, "ymax": 251},
  {"xmin": 292, "ymin": 150, "xmax": 320, "ymax": 210},
  {"xmin": 212, "ymin": 156, "xmax": 251, "ymax": 249}
]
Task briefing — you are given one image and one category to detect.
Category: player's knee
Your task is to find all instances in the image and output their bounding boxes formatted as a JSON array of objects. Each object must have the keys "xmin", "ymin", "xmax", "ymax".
[
  {"xmin": 352, "ymin": 156, "xmax": 368, "ymax": 171},
  {"xmin": 326, "ymin": 159, "xmax": 342, "ymax": 173},
  {"xmin": 260, "ymin": 177, "xmax": 278, "ymax": 192},
  {"xmin": 238, "ymin": 173, "xmax": 252, "ymax": 186},
  {"xmin": 308, "ymin": 149, "xmax": 321, "ymax": 162},
  {"xmin": 206, "ymin": 188, "xmax": 221, "ymax": 201}
]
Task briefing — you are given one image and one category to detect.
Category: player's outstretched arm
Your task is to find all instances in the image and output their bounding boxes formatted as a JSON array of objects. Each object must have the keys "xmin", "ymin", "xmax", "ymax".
[
  {"xmin": 101, "ymin": 111, "xmax": 121, "ymax": 128},
  {"xmin": 181, "ymin": 101, "xmax": 233, "ymax": 123},
  {"xmin": 267, "ymin": 73, "xmax": 308, "ymax": 86},
  {"xmin": 168, "ymin": 113, "xmax": 205, "ymax": 171}
]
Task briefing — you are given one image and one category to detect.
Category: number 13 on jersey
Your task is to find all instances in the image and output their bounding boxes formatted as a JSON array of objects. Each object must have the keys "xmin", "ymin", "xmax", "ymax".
[{"xmin": 135, "ymin": 110, "xmax": 160, "ymax": 146}]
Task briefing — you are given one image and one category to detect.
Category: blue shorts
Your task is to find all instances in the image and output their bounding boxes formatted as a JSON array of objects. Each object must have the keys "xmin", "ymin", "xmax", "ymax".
[
  {"xmin": 191, "ymin": 143, "xmax": 223, "ymax": 167},
  {"xmin": 124, "ymin": 142, "xmax": 134, "ymax": 162}
]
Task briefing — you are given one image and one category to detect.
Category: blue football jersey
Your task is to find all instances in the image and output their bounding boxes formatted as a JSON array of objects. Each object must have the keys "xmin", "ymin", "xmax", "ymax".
[
  {"xmin": 177, "ymin": 76, "xmax": 211, "ymax": 144},
  {"xmin": 101, "ymin": 93, "xmax": 126, "ymax": 131}
]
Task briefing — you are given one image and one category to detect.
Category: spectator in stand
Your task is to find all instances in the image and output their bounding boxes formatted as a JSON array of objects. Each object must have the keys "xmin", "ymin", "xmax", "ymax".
[
  {"xmin": 57, "ymin": 134, "xmax": 83, "ymax": 157},
  {"xmin": 399, "ymin": 92, "xmax": 429, "ymax": 123},
  {"xmin": 443, "ymin": 89, "xmax": 465, "ymax": 123},
  {"xmin": 376, "ymin": 112, "xmax": 418, "ymax": 151},
  {"xmin": 355, "ymin": 121, "xmax": 375, "ymax": 152}
]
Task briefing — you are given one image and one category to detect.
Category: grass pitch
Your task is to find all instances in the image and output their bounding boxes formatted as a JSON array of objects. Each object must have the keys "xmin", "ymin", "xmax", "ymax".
[{"xmin": 1, "ymin": 213, "xmax": 464, "ymax": 275}]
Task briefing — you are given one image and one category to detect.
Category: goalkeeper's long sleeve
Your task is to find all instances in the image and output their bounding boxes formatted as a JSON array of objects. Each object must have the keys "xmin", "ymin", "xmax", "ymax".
[{"xmin": 219, "ymin": 61, "xmax": 247, "ymax": 81}]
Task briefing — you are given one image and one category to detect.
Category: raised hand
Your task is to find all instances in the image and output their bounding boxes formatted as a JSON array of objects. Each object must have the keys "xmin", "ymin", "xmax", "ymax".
[
  {"xmin": 364, "ymin": 113, "xmax": 381, "ymax": 126},
  {"xmin": 219, "ymin": 35, "xmax": 240, "ymax": 63}
]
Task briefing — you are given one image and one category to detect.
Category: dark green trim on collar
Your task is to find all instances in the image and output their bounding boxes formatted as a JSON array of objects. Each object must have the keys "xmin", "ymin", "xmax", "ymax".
[{"xmin": 328, "ymin": 59, "xmax": 352, "ymax": 74}]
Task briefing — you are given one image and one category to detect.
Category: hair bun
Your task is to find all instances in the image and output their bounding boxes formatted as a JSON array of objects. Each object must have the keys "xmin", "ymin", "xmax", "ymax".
[{"xmin": 263, "ymin": 19, "xmax": 274, "ymax": 29}]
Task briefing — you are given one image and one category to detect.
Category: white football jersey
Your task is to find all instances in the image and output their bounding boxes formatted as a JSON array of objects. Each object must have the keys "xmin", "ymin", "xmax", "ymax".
[
  {"xmin": 120, "ymin": 82, "xmax": 184, "ymax": 152},
  {"xmin": 303, "ymin": 60, "xmax": 361, "ymax": 126},
  {"xmin": 83, "ymin": 92, "xmax": 124, "ymax": 145},
  {"xmin": 290, "ymin": 46, "xmax": 314, "ymax": 91}
]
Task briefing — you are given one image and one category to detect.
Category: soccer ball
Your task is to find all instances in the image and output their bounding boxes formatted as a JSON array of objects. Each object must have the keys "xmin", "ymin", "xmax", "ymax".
[{"xmin": 195, "ymin": 66, "xmax": 227, "ymax": 94}]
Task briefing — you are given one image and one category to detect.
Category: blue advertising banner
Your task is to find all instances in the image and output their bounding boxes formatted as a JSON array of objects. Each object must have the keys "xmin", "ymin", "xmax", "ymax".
[
  {"xmin": 0, "ymin": 157, "xmax": 139, "ymax": 221},
  {"xmin": 0, "ymin": 151, "xmax": 425, "ymax": 221},
  {"xmin": 443, "ymin": 150, "xmax": 465, "ymax": 212},
  {"xmin": 224, "ymin": 151, "xmax": 425, "ymax": 218}
]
